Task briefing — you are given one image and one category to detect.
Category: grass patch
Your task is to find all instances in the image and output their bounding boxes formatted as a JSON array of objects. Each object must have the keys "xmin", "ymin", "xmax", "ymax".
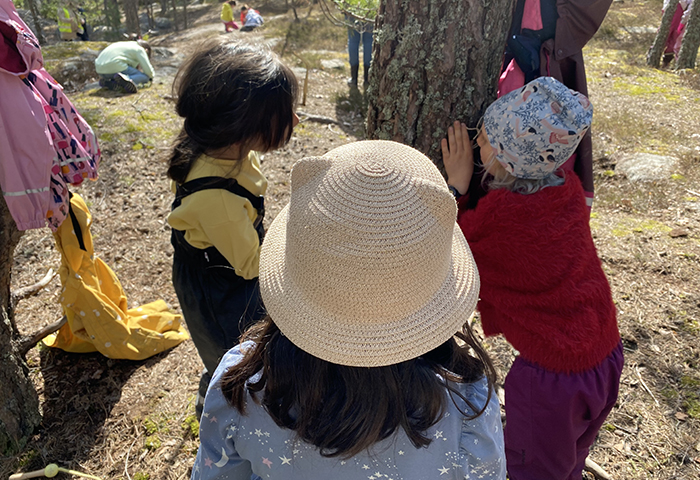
[{"xmin": 267, "ymin": 10, "xmax": 347, "ymax": 54}]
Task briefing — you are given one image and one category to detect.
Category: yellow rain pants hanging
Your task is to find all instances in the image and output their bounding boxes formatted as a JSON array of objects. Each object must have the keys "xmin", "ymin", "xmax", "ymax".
[{"xmin": 43, "ymin": 193, "xmax": 189, "ymax": 359}]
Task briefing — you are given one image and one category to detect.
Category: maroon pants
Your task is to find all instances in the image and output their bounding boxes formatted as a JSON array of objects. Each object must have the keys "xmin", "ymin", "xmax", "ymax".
[{"xmin": 504, "ymin": 342, "xmax": 623, "ymax": 480}]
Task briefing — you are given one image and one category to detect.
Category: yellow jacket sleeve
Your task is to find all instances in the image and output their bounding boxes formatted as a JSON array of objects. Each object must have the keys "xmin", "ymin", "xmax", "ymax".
[{"xmin": 169, "ymin": 189, "xmax": 261, "ymax": 280}]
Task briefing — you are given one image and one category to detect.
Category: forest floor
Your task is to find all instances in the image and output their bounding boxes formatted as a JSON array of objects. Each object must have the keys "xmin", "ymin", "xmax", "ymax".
[{"xmin": 2, "ymin": 1, "xmax": 700, "ymax": 479}]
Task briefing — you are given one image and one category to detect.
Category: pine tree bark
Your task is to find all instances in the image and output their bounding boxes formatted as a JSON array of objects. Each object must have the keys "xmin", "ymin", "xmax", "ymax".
[
  {"xmin": 366, "ymin": 0, "xmax": 516, "ymax": 168},
  {"xmin": 123, "ymin": 0, "xmax": 141, "ymax": 36},
  {"xmin": 0, "ymin": 195, "xmax": 41, "ymax": 456},
  {"xmin": 647, "ymin": 0, "xmax": 680, "ymax": 68},
  {"xmin": 676, "ymin": 0, "xmax": 700, "ymax": 69}
]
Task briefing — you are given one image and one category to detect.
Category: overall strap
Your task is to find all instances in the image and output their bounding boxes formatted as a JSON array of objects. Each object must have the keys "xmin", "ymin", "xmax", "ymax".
[
  {"xmin": 174, "ymin": 176, "xmax": 265, "ymax": 228},
  {"xmin": 67, "ymin": 191, "xmax": 87, "ymax": 252}
]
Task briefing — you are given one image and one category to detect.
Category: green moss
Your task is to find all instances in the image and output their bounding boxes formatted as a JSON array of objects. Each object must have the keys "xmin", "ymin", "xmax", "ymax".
[
  {"xmin": 17, "ymin": 449, "xmax": 39, "ymax": 467},
  {"xmin": 670, "ymin": 173, "xmax": 686, "ymax": 181},
  {"xmin": 133, "ymin": 473, "xmax": 150, "ymax": 480},
  {"xmin": 660, "ymin": 388, "xmax": 678, "ymax": 400},
  {"xmin": 685, "ymin": 397, "xmax": 700, "ymax": 419},
  {"xmin": 144, "ymin": 435, "xmax": 161, "ymax": 450},
  {"xmin": 680, "ymin": 376, "xmax": 700, "ymax": 388},
  {"xmin": 182, "ymin": 415, "xmax": 199, "ymax": 438},
  {"xmin": 610, "ymin": 218, "xmax": 672, "ymax": 237}
]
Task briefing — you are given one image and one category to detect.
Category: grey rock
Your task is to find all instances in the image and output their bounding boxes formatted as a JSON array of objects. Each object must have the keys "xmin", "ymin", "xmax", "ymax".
[
  {"xmin": 291, "ymin": 67, "xmax": 307, "ymax": 79},
  {"xmin": 153, "ymin": 47, "xmax": 176, "ymax": 58},
  {"xmin": 320, "ymin": 58, "xmax": 345, "ymax": 70},
  {"xmin": 615, "ymin": 153, "xmax": 679, "ymax": 183},
  {"xmin": 155, "ymin": 17, "xmax": 172, "ymax": 29}
]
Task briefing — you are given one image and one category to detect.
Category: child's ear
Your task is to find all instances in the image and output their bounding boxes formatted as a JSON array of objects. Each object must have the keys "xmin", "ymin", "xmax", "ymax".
[
  {"xmin": 416, "ymin": 180, "xmax": 458, "ymax": 229},
  {"xmin": 290, "ymin": 157, "xmax": 333, "ymax": 193}
]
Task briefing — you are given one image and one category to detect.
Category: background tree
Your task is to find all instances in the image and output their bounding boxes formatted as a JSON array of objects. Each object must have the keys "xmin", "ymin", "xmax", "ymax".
[
  {"xmin": 366, "ymin": 0, "xmax": 515, "ymax": 167},
  {"xmin": 0, "ymin": 197, "xmax": 41, "ymax": 456},
  {"xmin": 647, "ymin": 0, "xmax": 680, "ymax": 68},
  {"xmin": 123, "ymin": 0, "xmax": 141, "ymax": 36},
  {"xmin": 23, "ymin": 0, "xmax": 46, "ymax": 44},
  {"xmin": 676, "ymin": 0, "xmax": 700, "ymax": 68},
  {"xmin": 105, "ymin": 0, "xmax": 122, "ymax": 31}
]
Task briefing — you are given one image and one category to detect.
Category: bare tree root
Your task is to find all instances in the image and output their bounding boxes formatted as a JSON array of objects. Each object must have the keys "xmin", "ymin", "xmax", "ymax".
[
  {"xmin": 11, "ymin": 268, "xmax": 57, "ymax": 308},
  {"xmin": 585, "ymin": 457, "xmax": 612, "ymax": 480},
  {"xmin": 19, "ymin": 315, "xmax": 67, "ymax": 357}
]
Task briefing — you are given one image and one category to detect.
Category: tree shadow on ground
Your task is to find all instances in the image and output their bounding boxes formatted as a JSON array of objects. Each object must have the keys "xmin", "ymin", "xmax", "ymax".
[
  {"xmin": 334, "ymin": 85, "xmax": 368, "ymax": 138},
  {"xmin": 10, "ymin": 347, "xmax": 171, "ymax": 475}
]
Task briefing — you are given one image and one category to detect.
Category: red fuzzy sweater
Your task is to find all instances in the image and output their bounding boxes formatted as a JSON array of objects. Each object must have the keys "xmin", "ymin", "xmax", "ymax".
[{"xmin": 457, "ymin": 174, "xmax": 619, "ymax": 373}]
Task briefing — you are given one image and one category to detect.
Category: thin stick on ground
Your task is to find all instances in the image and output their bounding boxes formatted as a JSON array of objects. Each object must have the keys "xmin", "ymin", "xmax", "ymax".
[{"xmin": 635, "ymin": 365, "xmax": 660, "ymax": 407}]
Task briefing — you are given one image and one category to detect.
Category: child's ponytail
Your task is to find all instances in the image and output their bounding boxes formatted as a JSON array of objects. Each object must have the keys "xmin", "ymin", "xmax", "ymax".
[{"xmin": 167, "ymin": 129, "xmax": 205, "ymax": 184}]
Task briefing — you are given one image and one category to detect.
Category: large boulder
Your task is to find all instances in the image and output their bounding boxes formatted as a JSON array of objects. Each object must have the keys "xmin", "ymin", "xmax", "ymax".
[
  {"xmin": 42, "ymin": 42, "xmax": 109, "ymax": 90},
  {"xmin": 615, "ymin": 153, "xmax": 680, "ymax": 183}
]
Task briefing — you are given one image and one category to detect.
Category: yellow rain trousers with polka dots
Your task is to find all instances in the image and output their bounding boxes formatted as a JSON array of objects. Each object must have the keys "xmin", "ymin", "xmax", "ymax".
[{"xmin": 42, "ymin": 193, "xmax": 189, "ymax": 359}]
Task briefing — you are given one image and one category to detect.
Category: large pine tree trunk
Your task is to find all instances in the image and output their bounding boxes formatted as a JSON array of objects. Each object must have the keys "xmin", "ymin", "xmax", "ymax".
[
  {"xmin": 647, "ymin": 0, "xmax": 680, "ymax": 68},
  {"xmin": 367, "ymin": 0, "xmax": 516, "ymax": 167},
  {"xmin": 0, "ymin": 196, "xmax": 41, "ymax": 456},
  {"xmin": 676, "ymin": 0, "xmax": 700, "ymax": 69},
  {"xmin": 123, "ymin": 0, "xmax": 141, "ymax": 37}
]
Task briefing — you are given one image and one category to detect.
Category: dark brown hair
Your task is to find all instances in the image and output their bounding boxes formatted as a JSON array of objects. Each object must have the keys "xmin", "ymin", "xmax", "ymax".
[
  {"xmin": 220, "ymin": 316, "xmax": 497, "ymax": 459},
  {"xmin": 167, "ymin": 39, "xmax": 298, "ymax": 184},
  {"xmin": 136, "ymin": 39, "xmax": 151, "ymax": 59}
]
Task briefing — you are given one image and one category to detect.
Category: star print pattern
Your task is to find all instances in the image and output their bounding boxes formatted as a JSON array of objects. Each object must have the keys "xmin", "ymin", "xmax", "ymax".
[{"xmin": 190, "ymin": 343, "xmax": 506, "ymax": 480}]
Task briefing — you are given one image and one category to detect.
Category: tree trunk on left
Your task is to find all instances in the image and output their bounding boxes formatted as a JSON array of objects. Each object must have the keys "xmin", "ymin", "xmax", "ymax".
[
  {"xmin": 123, "ymin": 0, "xmax": 141, "ymax": 37},
  {"xmin": 0, "ymin": 195, "xmax": 41, "ymax": 456},
  {"xmin": 366, "ymin": 0, "xmax": 515, "ymax": 169},
  {"xmin": 676, "ymin": 0, "xmax": 700, "ymax": 69}
]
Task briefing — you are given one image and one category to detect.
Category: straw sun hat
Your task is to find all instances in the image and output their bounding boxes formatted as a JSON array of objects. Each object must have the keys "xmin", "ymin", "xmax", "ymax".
[{"xmin": 259, "ymin": 140, "xmax": 480, "ymax": 367}]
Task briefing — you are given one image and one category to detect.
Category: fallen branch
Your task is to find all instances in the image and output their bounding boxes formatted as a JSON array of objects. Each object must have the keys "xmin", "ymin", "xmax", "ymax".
[
  {"xmin": 585, "ymin": 457, "xmax": 612, "ymax": 480},
  {"xmin": 19, "ymin": 315, "xmax": 67, "ymax": 357},
  {"xmin": 297, "ymin": 110, "xmax": 341, "ymax": 125},
  {"xmin": 635, "ymin": 365, "xmax": 660, "ymax": 407},
  {"xmin": 11, "ymin": 268, "xmax": 56, "ymax": 307}
]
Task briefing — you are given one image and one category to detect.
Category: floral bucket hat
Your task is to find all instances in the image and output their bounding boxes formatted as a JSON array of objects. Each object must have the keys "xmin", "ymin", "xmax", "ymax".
[{"xmin": 482, "ymin": 76, "xmax": 593, "ymax": 179}]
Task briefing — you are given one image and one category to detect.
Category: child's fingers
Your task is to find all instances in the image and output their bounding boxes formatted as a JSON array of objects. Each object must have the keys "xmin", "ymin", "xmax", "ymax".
[
  {"xmin": 441, "ymin": 138, "xmax": 449, "ymax": 160},
  {"xmin": 447, "ymin": 125, "xmax": 456, "ymax": 154},
  {"xmin": 452, "ymin": 120, "xmax": 465, "ymax": 153}
]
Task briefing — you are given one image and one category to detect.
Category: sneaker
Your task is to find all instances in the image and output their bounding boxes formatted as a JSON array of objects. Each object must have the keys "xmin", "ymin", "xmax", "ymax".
[
  {"xmin": 112, "ymin": 72, "xmax": 138, "ymax": 94},
  {"xmin": 99, "ymin": 77, "xmax": 117, "ymax": 90}
]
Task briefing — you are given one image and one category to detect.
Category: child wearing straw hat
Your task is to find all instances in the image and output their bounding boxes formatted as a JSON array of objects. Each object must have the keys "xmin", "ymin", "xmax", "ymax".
[
  {"xmin": 442, "ymin": 77, "xmax": 623, "ymax": 480},
  {"xmin": 191, "ymin": 140, "xmax": 506, "ymax": 480}
]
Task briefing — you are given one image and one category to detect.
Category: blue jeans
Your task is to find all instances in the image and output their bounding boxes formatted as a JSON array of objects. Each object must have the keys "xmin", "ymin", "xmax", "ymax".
[
  {"xmin": 121, "ymin": 66, "xmax": 150, "ymax": 85},
  {"xmin": 100, "ymin": 66, "xmax": 150, "ymax": 85},
  {"xmin": 348, "ymin": 25, "xmax": 373, "ymax": 67}
]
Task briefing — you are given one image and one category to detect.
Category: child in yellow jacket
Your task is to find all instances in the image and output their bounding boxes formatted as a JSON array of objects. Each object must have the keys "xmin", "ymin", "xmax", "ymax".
[{"xmin": 220, "ymin": 0, "xmax": 238, "ymax": 32}]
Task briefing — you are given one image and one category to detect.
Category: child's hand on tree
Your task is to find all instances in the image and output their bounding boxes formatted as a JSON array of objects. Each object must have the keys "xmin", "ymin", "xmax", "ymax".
[{"xmin": 441, "ymin": 121, "xmax": 473, "ymax": 196}]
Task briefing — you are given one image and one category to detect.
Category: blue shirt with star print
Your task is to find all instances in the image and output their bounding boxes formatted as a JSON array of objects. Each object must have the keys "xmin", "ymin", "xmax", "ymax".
[{"xmin": 192, "ymin": 342, "xmax": 506, "ymax": 480}]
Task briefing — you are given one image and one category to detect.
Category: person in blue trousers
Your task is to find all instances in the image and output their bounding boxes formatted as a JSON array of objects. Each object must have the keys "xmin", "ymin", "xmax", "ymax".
[{"xmin": 346, "ymin": 16, "xmax": 373, "ymax": 88}]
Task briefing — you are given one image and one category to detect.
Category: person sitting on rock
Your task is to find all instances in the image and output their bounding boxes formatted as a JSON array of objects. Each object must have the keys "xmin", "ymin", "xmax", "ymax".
[{"xmin": 95, "ymin": 40, "xmax": 154, "ymax": 94}]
